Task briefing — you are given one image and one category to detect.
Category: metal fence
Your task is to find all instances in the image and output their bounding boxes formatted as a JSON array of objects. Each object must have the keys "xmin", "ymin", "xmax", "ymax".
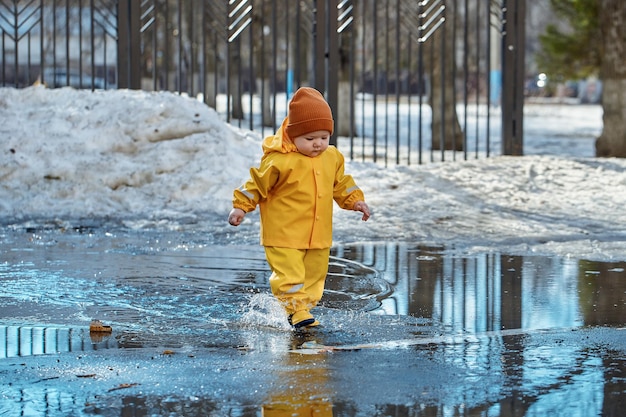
[{"xmin": 0, "ymin": 0, "xmax": 525, "ymax": 164}]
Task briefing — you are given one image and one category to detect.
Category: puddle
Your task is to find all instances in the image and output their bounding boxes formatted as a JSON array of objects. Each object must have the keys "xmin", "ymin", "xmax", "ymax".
[
  {"xmin": 333, "ymin": 242, "xmax": 626, "ymax": 329},
  {"xmin": 1, "ymin": 230, "xmax": 625, "ymax": 416}
]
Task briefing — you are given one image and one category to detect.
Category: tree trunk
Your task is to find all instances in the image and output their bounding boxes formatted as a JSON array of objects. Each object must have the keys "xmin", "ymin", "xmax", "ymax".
[
  {"xmin": 336, "ymin": 29, "xmax": 354, "ymax": 137},
  {"xmin": 430, "ymin": 8, "xmax": 463, "ymax": 152},
  {"xmin": 336, "ymin": 81, "xmax": 353, "ymax": 137},
  {"xmin": 261, "ymin": 79, "xmax": 273, "ymax": 127},
  {"xmin": 595, "ymin": 0, "xmax": 626, "ymax": 157},
  {"xmin": 229, "ymin": 40, "xmax": 244, "ymax": 120}
]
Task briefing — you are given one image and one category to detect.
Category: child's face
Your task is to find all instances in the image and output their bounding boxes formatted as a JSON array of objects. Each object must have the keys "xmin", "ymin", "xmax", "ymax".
[{"xmin": 293, "ymin": 130, "xmax": 331, "ymax": 157}]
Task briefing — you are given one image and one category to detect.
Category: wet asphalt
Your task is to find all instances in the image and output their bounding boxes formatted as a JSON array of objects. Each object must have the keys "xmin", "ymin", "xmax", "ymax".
[{"xmin": 1, "ymin": 229, "xmax": 625, "ymax": 416}]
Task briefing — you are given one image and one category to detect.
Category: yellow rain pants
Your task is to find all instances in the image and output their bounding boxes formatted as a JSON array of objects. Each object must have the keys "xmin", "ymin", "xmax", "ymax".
[{"xmin": 264, "ymin": 246, "xmax": 330, "ymax": 315}]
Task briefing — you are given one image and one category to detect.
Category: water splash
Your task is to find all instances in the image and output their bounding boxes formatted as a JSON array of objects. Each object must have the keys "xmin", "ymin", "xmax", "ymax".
[{"xmin": 240, "ymin": 293, "xmax": 292, "ymax": 331}]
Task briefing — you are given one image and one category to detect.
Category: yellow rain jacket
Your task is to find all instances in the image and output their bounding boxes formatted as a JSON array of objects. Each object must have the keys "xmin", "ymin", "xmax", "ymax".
[{"xmin": 233, "ymin": 119, "xmax": 364, "ymax": 249}]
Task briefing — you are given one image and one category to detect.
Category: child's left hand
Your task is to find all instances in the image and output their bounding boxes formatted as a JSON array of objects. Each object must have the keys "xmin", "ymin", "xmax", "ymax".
[{"xmin": 353, "ymin": 201, "xmax": 370, "ymax": 221}]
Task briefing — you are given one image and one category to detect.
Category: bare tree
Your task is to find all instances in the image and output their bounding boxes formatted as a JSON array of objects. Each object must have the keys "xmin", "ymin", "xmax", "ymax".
[
  {"xmin": 429, "ymin": 2, "xmax": 463, "ymax": 151},
  {"xmin": 595, "ymin": 0, "xmax": 626, "ymax": 157}
]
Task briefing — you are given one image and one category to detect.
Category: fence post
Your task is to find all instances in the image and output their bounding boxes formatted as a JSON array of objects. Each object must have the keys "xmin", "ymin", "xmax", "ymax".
[
  {"xmin": 327, "ymin": 0, "xmax": 339, "ymax": 146},
  {"xmin": 313, "ymin": 0, "xmax": 326, "ymax": 92},
  {"xmin": 501, "ymin": 0, "xmax": 525, "ymax": 155},
  {"xmin": 313, "ymin": 0, "xmax": 339, "ymax": 145},
  {"xmin": 117, "ymin": 0, "xmax": 141, "ymax": 89}
]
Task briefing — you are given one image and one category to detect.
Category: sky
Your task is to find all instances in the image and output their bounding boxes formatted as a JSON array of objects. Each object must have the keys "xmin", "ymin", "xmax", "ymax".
[{"xmin": 1, "ymin": 86, "xmax": 625, "ymax": 261}]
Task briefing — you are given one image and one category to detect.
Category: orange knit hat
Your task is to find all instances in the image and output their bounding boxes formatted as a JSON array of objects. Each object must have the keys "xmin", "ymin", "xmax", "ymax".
[{"xmin": 286, "ymin": 87, "xmax": 334, "ymax": 138}]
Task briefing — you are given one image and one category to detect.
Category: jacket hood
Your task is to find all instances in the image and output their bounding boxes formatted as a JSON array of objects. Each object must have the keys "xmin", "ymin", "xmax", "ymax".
[{"xmin": 262, "ymin": 117, "xmax": 298, "ymax": 157}]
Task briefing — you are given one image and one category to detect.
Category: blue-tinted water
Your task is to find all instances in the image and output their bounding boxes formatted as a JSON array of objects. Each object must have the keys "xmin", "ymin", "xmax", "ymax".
[{"xmin": 1, "ymin": 229, "xmax": 625, "ymax": 416}]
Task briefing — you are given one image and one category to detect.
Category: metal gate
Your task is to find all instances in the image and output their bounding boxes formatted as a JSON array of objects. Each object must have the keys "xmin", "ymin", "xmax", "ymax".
[{"xmin": 0, "ymin": 0, "xmax": 525, "ymax": 163}]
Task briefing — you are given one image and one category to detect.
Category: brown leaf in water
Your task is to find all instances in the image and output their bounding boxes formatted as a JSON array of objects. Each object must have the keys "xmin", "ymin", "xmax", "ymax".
[
  {"xmin": 89, "ymin": 320, "xmax": 112, "ymax": 333},
  {"xmin": 108, "ymin": 383, "xmax": 139, "ymax": 392}
]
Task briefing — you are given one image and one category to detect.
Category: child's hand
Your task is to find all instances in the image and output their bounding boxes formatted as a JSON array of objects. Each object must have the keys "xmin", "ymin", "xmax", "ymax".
[
  {"xmin": 228, "ymin": 208, "xmax": 246, "ymax": 226},
  {"xmin": 353, "ymin": 201, "xmax": 370, "ymax": 221}
]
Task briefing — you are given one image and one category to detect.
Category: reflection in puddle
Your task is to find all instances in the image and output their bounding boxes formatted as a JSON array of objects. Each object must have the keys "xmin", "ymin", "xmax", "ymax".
[
  {"xmin": 1, "ymin": 233, "xmax": 625, "ymax": 416},
  {"xmin": 0, "ymin": 325, "xmax": 115, "ymax": 358},
  {"xmin": 333, "ymin": 243, "xmax": 626, "ymax": 331},
  {"xmin": 326, "ymin": 243, "xmax": 626, "ymax": 417}
]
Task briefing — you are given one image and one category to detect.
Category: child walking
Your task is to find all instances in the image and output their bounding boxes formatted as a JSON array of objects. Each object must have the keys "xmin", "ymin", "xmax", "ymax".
[{"xmin": 228, "ymin": 87, "xmax": 370, "ymax": 328}]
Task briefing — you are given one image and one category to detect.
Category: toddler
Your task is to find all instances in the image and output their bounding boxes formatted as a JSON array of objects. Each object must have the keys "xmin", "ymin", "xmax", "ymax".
[{"xmin": 228, "ymin": 87, "xmax": 370, "ymax": 328}]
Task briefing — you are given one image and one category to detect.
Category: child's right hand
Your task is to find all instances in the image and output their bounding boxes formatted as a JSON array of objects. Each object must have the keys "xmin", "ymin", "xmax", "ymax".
[{"xmin": 228, "ymin": 208, "xmax": 246, "ymax": 226}]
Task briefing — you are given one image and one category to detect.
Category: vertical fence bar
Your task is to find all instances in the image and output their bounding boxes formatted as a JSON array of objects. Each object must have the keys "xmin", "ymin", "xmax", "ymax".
[
  {"xmin": 64, "ymin": 0, "xmax": 69, "ymax": 85},
  {"xmin": 294, "ymin": 0, "xmax": 301, "ymax": 88},
  {"xmin": 162, "ymin": 0, "xmax": 169, "ymax": 91},
  {"xmin": 360, "ymin": 1, "xmax": 365, "ymax": 162},
  {"xmin": 382, "ymin": 1, "xmax": 387, "ymax": 164},
  {"xmin": 52, "ymin": 0, "xmax": 57, "ymax": 75},
  {"xmin": 117, "ymin": 0, "xmax": 129, "ymax": 88},
  {"xmin": 372, "ymin": 0, "xmax": 377, "ymax": 163},
  {"xmin": 313, "ymin": 0, "xmax": 324, "ymax": 92},
  {"xmin": 176, "ymin": 0, "xmax": 182, "ymax": 93},
  {"xmin": 428, "ymin": 29, "xmax": 433, "ymax": 162},
  {"xmin": 394, "ymin": 0, "xmax": 400, "ymax": 164},
  {"xmin": 346, "ymin": 0, "xmax": 357, "ymax": 160},
  {"xmin": 271, "ymin": 0, "xmax": 277, "ymax": 130},
  {"xmin": 190, "ymin": 0, "xmax": 195, "ymax": 96},
  {"xmin": 2, "ymin": 28, "xmax": 4, "ymax": 85},
  {"xmin": 439, "ymin": 3, "xmax": 445, "ymax": 162},
  {"xmin": 248, "ymin": 0, "xmax": 254, "ymax": 131},
  {"xmin": 417, "ymin": 1, "xmax": 424, "ymax": 165},
  {"xmin": 501, "ymin": 0, "xmax": 525, "ymax": 155},
  {"xmin": 26, "ymin": 31, "xmax": 31, "ymax": 84},
  {"xmin": 285, "ymin": 0, "xmax": 289, "ymax": 99},
  {"xmin": 155, "ymin": 0, "xmax": 160, "ymax": 91},
  {"xmin": 259, "ymin": 0, "xmax": 266, "ymax": 137},
  {"xmin": 89, "ymin": 0, "xmax": 94, "ymax": 90},
  {"xmin": 473, "ymin": 1, "xmax": 478, "ymax": 158},
  {"xmin": 2, "ymin": 20, "xmax": 5, "ymax": 85},
  {"xmin": 486, "ymin": 0, "xmax": 492, "ymax": 157},
  {"xmin": 130, "ymin": 0, "xmax": 140, "ymax": 89},
  {"xmin": 12, "ymin": 1, "xmax": 18, "ymax": 86},
  {"xmin": 327, "ymin": 0, "xmax": 338, "ymax": 146},
  {"xmin": 407, "ymin": 30, "xmax": 412, "ymax": 165},
  {"xmin": 39, "ymin": 0, "xmax": 44, "ymax": 84},
  {"xmin": 451, "ymin": 0, "xmax": 458, "ymax": 160},
  {"xmin": 462, "ymin": 0, "xmax": 469, "ymax": 161},
  {"xmin": 225, "ymin": 1, "xmax": 231, "ymax": 123},
  {"xmin": 78, "ymin": 0, "xmax": 83, "ymax": 88}
]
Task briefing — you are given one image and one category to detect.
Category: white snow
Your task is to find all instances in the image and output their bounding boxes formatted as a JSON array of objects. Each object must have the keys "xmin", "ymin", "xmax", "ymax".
[{"xmin": 2, "ymin": 86, "xmax": 625, "ymax": 261}]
